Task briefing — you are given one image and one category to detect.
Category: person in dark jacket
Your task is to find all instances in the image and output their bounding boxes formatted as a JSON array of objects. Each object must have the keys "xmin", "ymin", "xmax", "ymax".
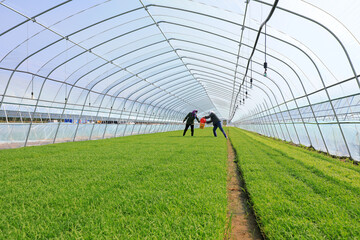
[
  {"xmin": 204, "ymin": 111, "xmax": 227, "ymax": 138},
  {"xmin": 183, "ymin": 110, "xmax": 200, "ymax": 136}
]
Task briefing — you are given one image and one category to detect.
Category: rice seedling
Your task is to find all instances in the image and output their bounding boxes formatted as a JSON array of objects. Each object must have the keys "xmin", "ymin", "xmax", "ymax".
[
  {"xmin": 0, "ymin": 129, "xmax": 228, "ymax": 239},
  {"xmin": 229, "ymin": 128, "xmax": 360, "ymax": 239}
]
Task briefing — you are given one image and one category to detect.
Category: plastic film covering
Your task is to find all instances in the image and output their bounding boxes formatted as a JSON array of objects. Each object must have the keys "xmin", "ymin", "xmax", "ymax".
[{"xmin": 0, "ymin": 0, "xmax": 359, "ymax": 161}]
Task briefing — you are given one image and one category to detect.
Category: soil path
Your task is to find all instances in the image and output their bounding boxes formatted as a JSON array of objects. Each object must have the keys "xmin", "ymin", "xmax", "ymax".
[{"xmin": 225, "ymin": 139, "xmax": 263, "ymax": 240}]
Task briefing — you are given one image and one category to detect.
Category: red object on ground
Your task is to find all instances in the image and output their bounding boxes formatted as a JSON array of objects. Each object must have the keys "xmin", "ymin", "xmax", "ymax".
[{"xmin": 200, "ymin": 117, "xmax": 206, "ymax": 129}]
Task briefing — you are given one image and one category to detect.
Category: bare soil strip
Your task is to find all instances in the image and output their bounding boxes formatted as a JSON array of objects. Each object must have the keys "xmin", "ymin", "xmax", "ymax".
[{"xmin": 225, "ymin": 139, "xmax": 263, "ymax": 240}]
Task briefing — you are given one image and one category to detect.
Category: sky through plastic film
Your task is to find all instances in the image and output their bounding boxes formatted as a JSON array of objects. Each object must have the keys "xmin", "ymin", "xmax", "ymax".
[
  {"xmin": 1, "ymin": 1, "xmax": 359, "ymax": 114},
  {"xmin": 0, "ymin": 0, "xmax": 359, "ymax": 158}
]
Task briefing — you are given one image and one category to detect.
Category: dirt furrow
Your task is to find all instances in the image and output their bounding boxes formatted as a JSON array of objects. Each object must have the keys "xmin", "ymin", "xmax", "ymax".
[{"xmin": 226, "ymin": 139, "xmax": 263, "ymax": 240}]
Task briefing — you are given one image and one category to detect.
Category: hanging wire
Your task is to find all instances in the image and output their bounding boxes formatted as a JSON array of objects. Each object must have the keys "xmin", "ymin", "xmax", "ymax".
[
  {"xmin": 111, "ymin": 95, "xmax": 115, "ymax": 110},
  {"xmin": 245, "ymin": 57, "xmax": 248, "ymax": 98},
  {"xmin": 230, "ymin": 0, "xmax": 279, "ymax": 121},
  {"xmin": 27, "ymin": 21, "xmax": 34, "ymax": 99},
  {"xmin": 88, "ymin": 93, "xmax": 91, "ymax": 106},
  {"xmin": 64, "ymin": 39, "xmax": 68, "ymax": 102},
  {"xmin": 87, "ymin": 52, "xmax": 92, "ymax": 107},
  {"xmin": 250, "ymin": 60, "xmax": 253, "ymax": 88},
  {"xmin": 264, "ymin": 23, "xmax": 268, "ymax": 77},
  {"xmin": 249, "ymin": 4, "xmax": 253, "ymax": 90},
  {"xmin": 265, "ymin": 24, "xmax": 267, "ymax": 62},
  {"xmin": 228, "ymin": 0, "xmax": 251, "ymax": 117}
]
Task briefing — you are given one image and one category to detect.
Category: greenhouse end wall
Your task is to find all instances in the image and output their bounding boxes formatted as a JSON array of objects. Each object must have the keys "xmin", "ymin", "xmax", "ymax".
[{"xmin": 0, "ymin": 122, "xmax": 184, "ymax": 149}]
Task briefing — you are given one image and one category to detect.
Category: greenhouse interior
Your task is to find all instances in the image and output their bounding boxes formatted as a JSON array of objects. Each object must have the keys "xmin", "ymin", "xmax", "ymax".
[{"xmin": 1, "ymin": 0, "xmax": 360, "ymax": 239}]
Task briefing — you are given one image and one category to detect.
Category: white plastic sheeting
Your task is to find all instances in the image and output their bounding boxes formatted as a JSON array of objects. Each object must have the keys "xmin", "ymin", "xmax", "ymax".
[
  {"xmin": 0, "ymin": 123, "xmax": 184, "ymax": 148},
  {"xmin": 0, "ymin": 0, "xmax": 359, "ymax": 160}
]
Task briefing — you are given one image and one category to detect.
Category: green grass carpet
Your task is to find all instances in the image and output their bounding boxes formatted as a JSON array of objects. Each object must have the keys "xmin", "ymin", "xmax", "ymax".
[
  {"xmin": 229, "ymin": 127, "xmax": 360, "ymax": 240},
  {"xmin": 0, "ymin": 128, "xmax": 228, "ymax": 239}
]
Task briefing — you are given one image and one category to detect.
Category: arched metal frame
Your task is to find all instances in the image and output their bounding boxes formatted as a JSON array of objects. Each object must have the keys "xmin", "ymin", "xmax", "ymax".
[{"xmin": 0, "ymin": 1, "xmax": 359, "ymax": 160}]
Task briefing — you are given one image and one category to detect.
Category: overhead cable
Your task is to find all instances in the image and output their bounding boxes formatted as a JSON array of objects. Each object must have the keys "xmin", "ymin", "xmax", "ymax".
[{"xmin": 230, "ymin": 0, "xmax": 279, "ymax": 121}]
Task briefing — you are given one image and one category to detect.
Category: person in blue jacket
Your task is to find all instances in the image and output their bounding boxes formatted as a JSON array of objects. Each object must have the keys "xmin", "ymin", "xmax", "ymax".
[
  {"xmin": 183, "ymin": 110, "xmax": 200, "ymax": 136},
  {"xmin": 204, "ymin": 111, "xmax": 227, "ymax": 139}
]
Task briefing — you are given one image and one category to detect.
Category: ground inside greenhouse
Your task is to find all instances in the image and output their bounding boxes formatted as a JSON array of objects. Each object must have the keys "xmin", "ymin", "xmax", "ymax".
[
  {"xmin": 1, "ymin": 127, "xmax": 360, "ymax": 239},
  {"xmin": 226, "ymin": 138, "xmax": 263, "ymax": 240}
]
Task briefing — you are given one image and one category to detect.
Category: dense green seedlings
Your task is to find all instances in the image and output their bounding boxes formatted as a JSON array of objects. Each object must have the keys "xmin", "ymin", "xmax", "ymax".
[
  {"xmin": 229, "ymin": 128, "xmax": 360, "ymax": 240},
  {"xmin": 0, "ymin": 129, "xmax": 228, "ymax": 239}
]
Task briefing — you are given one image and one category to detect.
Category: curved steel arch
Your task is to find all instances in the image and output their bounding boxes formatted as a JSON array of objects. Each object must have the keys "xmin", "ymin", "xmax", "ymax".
[
  {"xmin": 141, "ymin": 14, "xmax": 352, "ymax": 150},
  {"xmin": 145, "ymin": 3, "xmax": 358, "ymax": 95},
  {"xmin": 155, "ymin": 19, "xmax": 332, "ymax": 152},
  {"xmin": 0, "ymin": 8, "xmax": 207, "ymax": 121},
  {"xmin": 1, "ymin": 5, "xmax": 320, "ymax": 114},
  {"xmin": 0, "ymin": 1, "xmax": 72, "ymax": 37},
  {"xmin": 187, "ymin": 65, "xmax": 288, "ymax": 139},
  {"xmin": 0, "ymin": 0, "xmax": 358, "ymax": 159},
  {"xmin": 255, "ymin": 0, "xmax": 359, "ymax": 89}
]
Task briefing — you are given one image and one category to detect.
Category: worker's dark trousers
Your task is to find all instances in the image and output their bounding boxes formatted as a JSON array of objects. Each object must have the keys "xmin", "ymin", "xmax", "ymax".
[
  {"xmin": 213, "ymin": 121, "xmax": 227, "ymax": 138},
  {"xmin": 183, "ymin": 124, "xmax": 194, "ymax": 136}
]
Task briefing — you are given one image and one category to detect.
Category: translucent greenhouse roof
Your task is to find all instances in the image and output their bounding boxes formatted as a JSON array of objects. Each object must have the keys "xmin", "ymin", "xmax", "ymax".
[
  {"xmin": 0, "ymin": 1, "xmax": 360, "ymax": 158},
  {"xmin": 1, "ymin": 0, "xmax": 359, "ymax": 118}
]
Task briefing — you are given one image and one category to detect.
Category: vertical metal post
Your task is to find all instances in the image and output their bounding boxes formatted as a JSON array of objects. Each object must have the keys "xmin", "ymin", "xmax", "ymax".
[
  {"xmin": 260, "ymin": 103, "xmax": 276, "ymax": 138},
  {"xmin": 262, "ymin": 103, "xmax": 278, "ymax": 138},
  {"xmin": 102, "ymin": 96, "xmax": 117, "ymax": 139},
  {"xmin": 255, "ymin": 106, "xmax": 270, "ymax": 137},
  {"xmin": 3, "ymin": 105, "xmax": 9, "ymax": 123},
  {"xmin": 255, "ymin": 106, "xmax": 267, "ymax": 136},
  {"xmin": 47, "ymin": 108, "xmax": 51, "ymax": 122},
  {"xmin": 253, "ymin": 109, "xmax": 265, "ymax": 135},
  {"xmin": 130, "ymin": 102, "xmax": 145, "ymax": 136}
]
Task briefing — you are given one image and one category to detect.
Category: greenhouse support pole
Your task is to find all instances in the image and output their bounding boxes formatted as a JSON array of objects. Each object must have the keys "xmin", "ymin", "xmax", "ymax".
[
  {"xmin": 3, "ymin": 105, "xmax": 9, "ymax": 123},
  {"xmin": 258, "ymin": 104, "xmax": 274, "ymax": 138},
  {"xmin": 162, "ymin": 110, "xmax": 174, "ymax": 133},
  {"xmin": 159, "ymin": 109, "xmax": 172, "ymax": 133},
  {"xmin": 255, "ymin": 0, "xmax": 360, "ymax": 89},
  {"xmin": 163, "ymin": 110, "xmax": 175, "ymax": 133},
  {"xmin": 159, "ymin": 19, "xmax": 322, "ymax": 148},
  {"xmin": 140, "ymin": 0, "xmax": 217, "ymax": 112},
  {"xmin": 130, "ymin": 102, "xmax": 147, "ymax": 136},
  {"xmin": 170, "ymin": 35, "xmax": 311, "ymax": 145},
  {"xmin": 256, "ymin": 0, "xmax": 357, "ymax": 157},
  {"xmin": 258, "ymin": 104, "xmax": 275, "ymax": 137},
  {"xmin": 102, "ymin": 97, "xmax": 117, "ymax": 139},
  {"xmin": 256, "ymin": 109, "xmax": 267, "ymax": 136},
  {"xmin": 256, "ymin": 105, "xmax": 271, "ymax": 137},
  {"xmin": 263, "ymin": 73, "xmax": 300, "ymax": 143},
  {"xmin": 254, "ymin": 109, "xmax": 267, "ymax": 136},
  {"xmin": 263, "ymin": 102, "xmax": 279, "ymax": 139},
  {"xmin": 255, "ymin": 78, "xmax": 291, "ymax": 141}
]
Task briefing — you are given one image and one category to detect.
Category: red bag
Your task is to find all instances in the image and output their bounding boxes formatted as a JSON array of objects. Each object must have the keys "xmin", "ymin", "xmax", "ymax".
[{"xmin": 200, "ymin": 117, "xmax": 206, "ymax": 129}]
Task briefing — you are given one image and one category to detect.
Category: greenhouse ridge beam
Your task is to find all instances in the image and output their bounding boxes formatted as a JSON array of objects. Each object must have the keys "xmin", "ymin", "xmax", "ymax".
[
  {"xmin": 161, "ymin": 23, "xmax": 324, "ymax": 147},
  {"xmin": 138, "ymin": 0, "xmax": 217, "ymax": 114},
  {"xmin": 0, "ymin": 0, "xmax": 114, "ymax": 63},
  {"xmin": 187, "ymin": 64, "xmax": 290, "ymax": 140},
  {"xmin": 229, "ymin": 0, "xmax": 280, "ymax": 121},
  {"xmin": 0, "ymin": 0, "xmax": 359, "ymax": 159},
  {"xmin": 0, "ymin": 3, "xmax": 203, "ymax": 116},
  {"xmin": 2, "ymin": 1, "xmax": 336, "ymax": 115},
  {"xmin": 167, "ymin": 37, "xmax": 310, "ymax": 143},
  {"xmin": 150, "ymin": 15, "xmax": 339, "ymax": 95},
  {"xmin": 230, "ymin": 0, "xmax": 251, "ymax": 120},
  {"xmin": 145, "ymin": 5, "xmax": 349, "ymax": 149},
  {"xmin": 0, "ymin": 0, "xmax": 71, "ymax": 38}
]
